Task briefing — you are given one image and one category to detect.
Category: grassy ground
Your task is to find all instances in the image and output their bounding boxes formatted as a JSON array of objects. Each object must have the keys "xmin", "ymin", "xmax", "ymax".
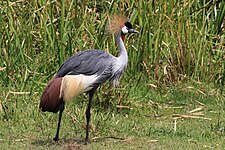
[
  {"xmin": 0, "ymin": 0, "xmax": 225, "ymax": 149},
  {"xmin": 0, "ymin": 81, "xmax": 224, "ymax": 149}
]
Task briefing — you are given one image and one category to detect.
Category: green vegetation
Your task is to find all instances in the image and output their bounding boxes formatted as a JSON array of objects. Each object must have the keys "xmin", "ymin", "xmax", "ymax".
[{"xmin": 0, "ymin": 0, "xmax": 224, "ymax": 149}]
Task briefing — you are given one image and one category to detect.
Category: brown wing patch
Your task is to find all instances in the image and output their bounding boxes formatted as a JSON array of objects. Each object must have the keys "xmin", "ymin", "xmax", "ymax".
[{"xmin": 39, "ymin": 76, "xmax": 62, "ymax": 113}]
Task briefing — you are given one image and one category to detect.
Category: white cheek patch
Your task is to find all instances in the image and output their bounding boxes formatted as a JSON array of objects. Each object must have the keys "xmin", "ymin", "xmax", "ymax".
[{"xmin": 121, "ymin": 26, "xmax": 128, "ymax": 34}]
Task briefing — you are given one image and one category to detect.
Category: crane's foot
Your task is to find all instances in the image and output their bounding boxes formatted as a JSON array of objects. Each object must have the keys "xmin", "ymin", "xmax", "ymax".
[
  {"xmin": 53, "ymin": 137, "xmax": 59, "ymax": 142},
  {"xmin": 84, "ymin": 138, "xmax": 91, "ymax": 145}
]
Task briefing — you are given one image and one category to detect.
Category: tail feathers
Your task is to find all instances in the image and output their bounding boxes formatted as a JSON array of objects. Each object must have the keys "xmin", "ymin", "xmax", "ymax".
[{"xmin": 39, "ymin": 76, "xmax": 63, "ymax": 113}]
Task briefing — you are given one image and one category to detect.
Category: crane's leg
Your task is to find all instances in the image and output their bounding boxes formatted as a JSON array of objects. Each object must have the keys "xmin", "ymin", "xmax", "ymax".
[
  {"xmin": 53, "ymin": 101, "xmax": 65, "ymax": 141},
  {"xmin": 85, "ymin": 89, "xmax": 96, "ymax": 143}
]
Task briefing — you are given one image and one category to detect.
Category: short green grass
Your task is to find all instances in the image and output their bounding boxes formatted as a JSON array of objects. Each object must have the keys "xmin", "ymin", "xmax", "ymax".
[{"xmin": 0, "ymin": 81, "xmax": 224, "ymax": 149}]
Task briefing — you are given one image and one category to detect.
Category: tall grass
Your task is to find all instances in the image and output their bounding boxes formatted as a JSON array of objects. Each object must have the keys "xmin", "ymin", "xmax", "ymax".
[{"xmin": 0, "ymin": 0, "xmax": 224, "ymax": 90}]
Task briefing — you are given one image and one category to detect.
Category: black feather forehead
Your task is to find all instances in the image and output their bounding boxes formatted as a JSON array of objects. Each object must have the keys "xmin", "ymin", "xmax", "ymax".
[{"xmin": 125, "ymin": 22, "xmax": 133, "ymax": 29}]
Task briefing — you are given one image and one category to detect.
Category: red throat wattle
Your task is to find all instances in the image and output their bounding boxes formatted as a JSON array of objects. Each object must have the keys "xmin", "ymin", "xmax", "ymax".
[{"xmin": 121, "ymin": 35, "xmax": 125, "ymax": 42}]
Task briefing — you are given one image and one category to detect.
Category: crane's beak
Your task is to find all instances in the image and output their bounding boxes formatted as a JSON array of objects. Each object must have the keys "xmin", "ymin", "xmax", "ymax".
[{"xmin": 128, "ymin": 28, "xmax": 139, "ymax": 33}]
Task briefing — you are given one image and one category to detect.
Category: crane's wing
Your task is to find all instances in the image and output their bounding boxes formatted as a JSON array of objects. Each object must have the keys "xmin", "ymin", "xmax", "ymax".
[
  {"xmin": 40, "ymin": 50, "xmax": 116, "ymax": 112},
  {"xmin": 56, "ymin": 50, "xmax": 115, "ymax": 80}
]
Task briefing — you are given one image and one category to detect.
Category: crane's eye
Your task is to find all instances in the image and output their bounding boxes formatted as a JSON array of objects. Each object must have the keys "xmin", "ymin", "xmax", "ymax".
[{"xmin": 121, "ymin": 26, "xmax": 128, "ymax": 34}]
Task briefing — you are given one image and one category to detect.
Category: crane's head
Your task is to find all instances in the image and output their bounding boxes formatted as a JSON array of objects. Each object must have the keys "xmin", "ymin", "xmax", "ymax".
[{"xmin": 108, "ymin": 15, "xmax": 138, "ymax": 41}]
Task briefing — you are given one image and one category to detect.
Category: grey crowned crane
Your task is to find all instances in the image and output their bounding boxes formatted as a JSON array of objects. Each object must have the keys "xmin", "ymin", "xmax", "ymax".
[{"xmin": 39, "ymin": 15, "xmax": 138, "ymax": 143}]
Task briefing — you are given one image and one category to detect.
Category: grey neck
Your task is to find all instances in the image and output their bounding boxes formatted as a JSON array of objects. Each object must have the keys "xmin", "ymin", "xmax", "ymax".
[{"xmin": 115, "ymin": 33, "xmax": 128, "ymax": 63}]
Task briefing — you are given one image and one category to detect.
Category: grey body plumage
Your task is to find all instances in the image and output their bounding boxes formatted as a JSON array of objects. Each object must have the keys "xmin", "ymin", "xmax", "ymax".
[
  {"xmin": 56, "ymin": 50, "xmax": 115, "ymax": 77},
  {"xmin": 56, "ymin": 49, "xmax": 116, "ymax": 87}
]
